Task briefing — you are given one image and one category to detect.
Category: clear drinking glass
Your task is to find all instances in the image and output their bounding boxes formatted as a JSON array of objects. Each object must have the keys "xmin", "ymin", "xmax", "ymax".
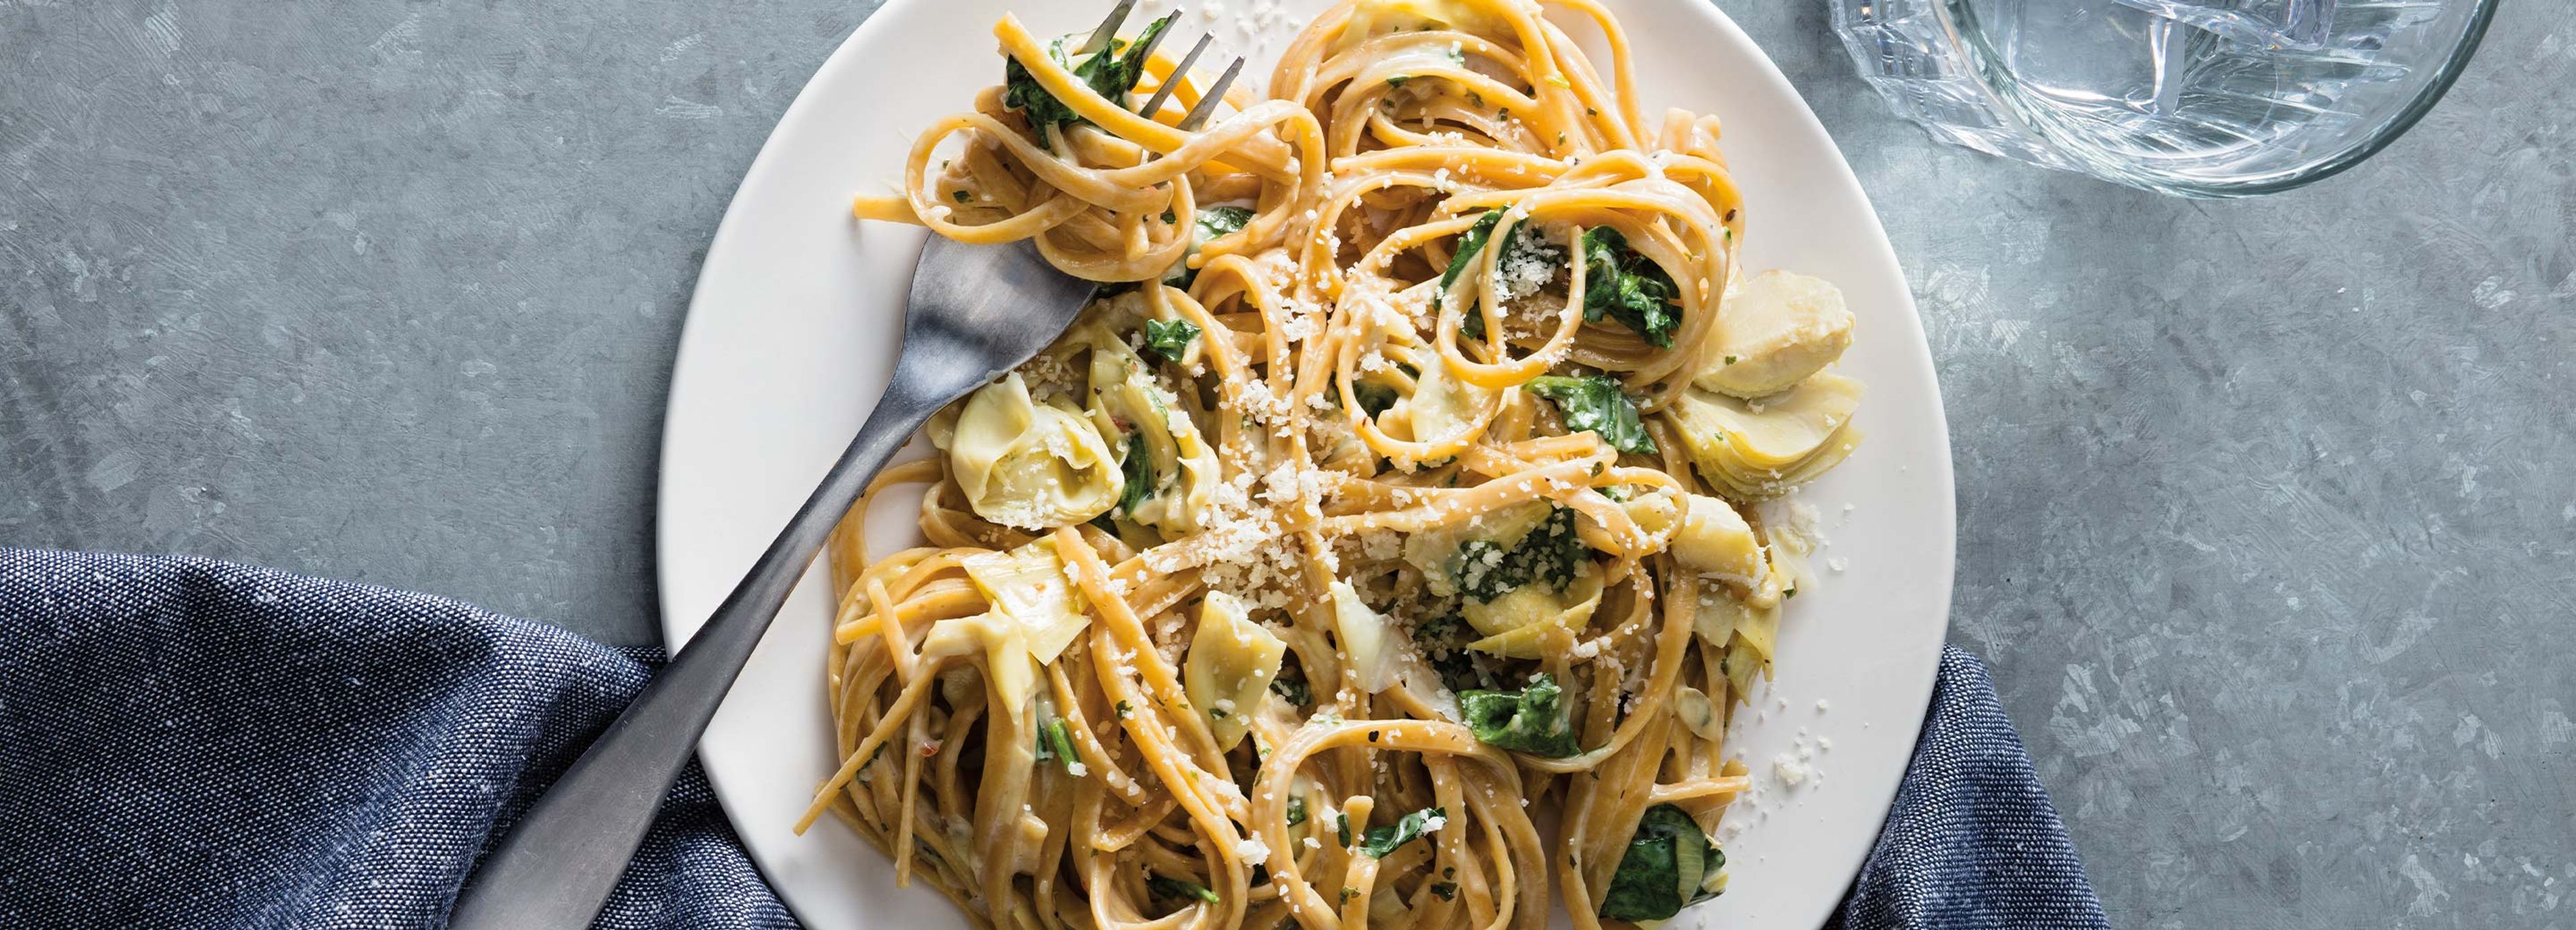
[{"xmin": 1830, "ymin": 0, "xmax": 2500, "ymax": 196}]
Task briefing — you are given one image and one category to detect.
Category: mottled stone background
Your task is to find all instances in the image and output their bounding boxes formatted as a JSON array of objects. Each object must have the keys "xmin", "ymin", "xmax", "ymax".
[{"xmin": 2, "ymin": 0, "xmax": 2569, "ymax": 925}]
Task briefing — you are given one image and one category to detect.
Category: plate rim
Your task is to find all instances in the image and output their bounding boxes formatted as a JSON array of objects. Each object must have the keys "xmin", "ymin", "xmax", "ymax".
[{"xmin": 657, "ymin": 0, "xmax": 1956, "ymax": 925}]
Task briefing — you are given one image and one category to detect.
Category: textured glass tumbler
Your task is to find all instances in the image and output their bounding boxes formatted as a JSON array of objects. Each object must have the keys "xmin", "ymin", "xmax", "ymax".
[{"xmin": 1830, "ymin": 0, "xmax": 2500, "ymax": 196}]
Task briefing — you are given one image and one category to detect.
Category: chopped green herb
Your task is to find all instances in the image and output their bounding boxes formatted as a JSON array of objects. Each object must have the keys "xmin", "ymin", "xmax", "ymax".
[
  {"xmin": 1723, "ymin": 355, "xmax": 1737, "ymax": 365},
  {"xmin": 1285, "ymin": 796, "xmax": 1309, "ymax": 826},
  {"xmin": 1341, "ymin": 887, "xmax": 1359, "ymax": 905},
  {"xmin": 1597, "ymin": 804, "xmax": 1723, "ymax": 921},
  {"xmin": 1142, "ymin": 318, "xmax": 1201, "ymax": 365},
  {"xmin": 1578, "ymin": 227, "xmax": 1682, "ymax": 347},
  {"xmin": 1784, "ymin": 587, "xmax": 1798, "ymax": 599},
  {"xmin": 1336, "ymin": 812, "xmax": 1353, "ymax": 849},
  {"xmin": 1046, "ymin": 719, "xmax": 1081, "ymax": 772},
  {"xmin": 1360, "ymin": 806, "xmax": 1445, "ymax": 858},
  {"xmin": 1387, "ymin": 75, "xmax": 1412, "ymax": 87},
  {"xmin": 1162, "ymin": 209, "xmax": 1177, "ymax": 224},
  {"xmin": 1458, "ymin": 673, "xmax": 1580, "ymax": 758},
  {"xmin": 953, "ymin": 190, "xmax": 972, "ymax": 204},
  {"xmin": 1147, "ymin": 874, "xmax": 1221, "ymax": 904},
  {"xmin": 1525, "ymin": 375, "xmax": 1658, "ymax": 456},
  {"xmin": 1116, "ymin": 699, "xmax": 1134, "ymax": 719}
]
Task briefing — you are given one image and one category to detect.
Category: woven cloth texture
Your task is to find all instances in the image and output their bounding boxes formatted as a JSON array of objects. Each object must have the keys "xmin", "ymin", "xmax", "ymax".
[{"xmin": 0, "ymin": 548, "xmax": 2100, "ymax": 929}]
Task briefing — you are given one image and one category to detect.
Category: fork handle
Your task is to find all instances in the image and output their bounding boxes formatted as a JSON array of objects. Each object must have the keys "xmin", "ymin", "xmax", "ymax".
[{"xmin": 445, "ymin": 376, "xmax": 948, "ymax": 930}]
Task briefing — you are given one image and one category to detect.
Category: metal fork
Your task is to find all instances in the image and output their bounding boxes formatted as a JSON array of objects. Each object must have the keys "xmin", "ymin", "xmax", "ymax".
[
  {"xmin": 443, "ymin": 5, "xmax": 1242, "ymax": 928},
  {"xmin": 1091, "ymin": 0, "xmax": 1246, "ymax": 133}
]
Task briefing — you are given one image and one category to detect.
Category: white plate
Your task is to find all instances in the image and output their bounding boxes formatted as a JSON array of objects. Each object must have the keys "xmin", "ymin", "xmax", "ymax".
[{"xmin": 657, "ymin": 1, "xmax": 1955, "ymax": 926}]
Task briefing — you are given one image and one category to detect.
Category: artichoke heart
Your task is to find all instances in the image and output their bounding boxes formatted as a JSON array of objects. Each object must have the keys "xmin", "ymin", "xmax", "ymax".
[
  {"xmin": 1671, "ymin": 684, "xmax": 1726, "ymax": 742},
  {"xmin": 1694, "ymin": 270, "xmax": 1855, "ymax": 399},
  {"xmin": 959, "ymin": 537, "xmax": 1092, "ymax": 664},
  {"xmin": 942, "ymin": 373, "xmax": 1123, "ymax": 530},
  {"xmin": 1464, "ymin": 561, "xmax": 1604, "ymax": 658},
  {"xmin": 916, "ymin": 610, "xmax": 1043, "ymax": 717},
  {"xmin": 1669, "ymin": 494, "xmax": 1766, "ymax": 590},
  {"xmin": 1181, "ymin": 591, "xmax": 1286, "ymax": 751},
  {"xmin": 1082, "ymin": 331, "xmax": 1219, "ymax": 534},
  {"xmin": 1389, "ymin": 359, "xmax": 1495, "ymax": 451},
  {"xmin": 1330, "ymin": 581, "xmax": 1403, "ymax": 693},
  {"xmin": 1661, "ymin": 373, "xmax": 1864, "ymax": 500}
]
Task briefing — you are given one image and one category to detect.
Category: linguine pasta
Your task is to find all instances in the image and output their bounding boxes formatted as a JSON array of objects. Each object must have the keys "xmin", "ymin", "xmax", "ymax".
[{"xmin": 810, "ymin": 3, "xmax": 1866, "ymax": 929}]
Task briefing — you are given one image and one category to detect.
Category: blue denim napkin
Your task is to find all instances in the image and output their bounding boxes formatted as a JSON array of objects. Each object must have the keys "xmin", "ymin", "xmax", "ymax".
[{"xmin": 0, "ymin": 548, "xmax": 2104, "ymax": 929}]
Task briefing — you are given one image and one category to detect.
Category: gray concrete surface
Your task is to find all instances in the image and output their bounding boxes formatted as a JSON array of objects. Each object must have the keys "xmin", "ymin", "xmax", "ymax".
[{"xmin": 3, "ymin": 0, "xmax": 2569, "ymax": 926}]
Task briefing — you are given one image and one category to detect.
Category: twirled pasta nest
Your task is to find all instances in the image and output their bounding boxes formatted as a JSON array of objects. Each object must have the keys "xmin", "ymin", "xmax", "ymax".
[{"xmin": 819, "ymin": 4, "xmax": 1868, "ymax": 930}]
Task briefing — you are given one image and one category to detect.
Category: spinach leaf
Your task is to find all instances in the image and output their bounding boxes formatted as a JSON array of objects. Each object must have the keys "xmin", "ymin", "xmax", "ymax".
[
  {"xmin": 1269, "ymin": 651, "xmax": 1313, "ymax": 706},
  {"xmin": 1002, "ymin": 13, "xmax": 1180, "ymax": 140},
  {"xmin": 1351, "ymin": 379, "xmax": 1399, "ymax": 417},
  {"xmin": 1360, "ymin": 806, "xmax": 1445, "ymax": 858},
  {"xmin": 1428, "ymin": 648, "xmax": 1488, "ymax": 695},
  {"xmin": 1458, "ymin": 672, "xmax": 1580, "ymax": 758},
  {"xmin": 1196, "ymin": 205, "xmax": 1254, "ymax": 241},
  {"xmin": 1413, "ymin": 612, "xmax": 1495, "ymax": 694},
  {"xmin": 1085, "ymin": 13, "xmax": 1175, "ymax": 107},
  {"xmin": 1116, "ymin": 437, "xmax": 1155, "ymax": 516},
  {"xmin": 1597, "ymin": 803, "xmax": 1723, "ymax": 921},
  {"xmin": 1440, "ymin": 211, "xmax": 1567, "ymax": 341},
  {"xmin": 1452, "ymin": 506, "xmax": 1586, "ymax": 603},
  {"xmin": 1002, "ymin": 46, "xmax": 1083, "ymax": 135},
  {"xmin": 1142, "ymin": 318, "xmax": 1201, "ymax": 365},
  {"xmin": 1438, "ymin": 211, "xmax": 1505, "ymax": 295},
  {"xmin": 1146, "ymin": 874, "xmax": 1220, "ymax": 904},
  {"xmin": 1524, "ymin": 375, "xmax": 1658, "ymax": 456},
  {"xmin": 1167, "ymin": 205, "xmax": 1256, "ymax": 289},
  {"xmin": 1578, "ymin": 227, "xmax": 1682, "ymax": 348}
]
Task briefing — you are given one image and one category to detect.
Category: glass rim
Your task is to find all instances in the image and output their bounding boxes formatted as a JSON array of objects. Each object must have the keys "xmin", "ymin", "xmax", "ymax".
[{"xmin": 1936, "ymin": 0, "xmax": 2506, "ymax": 198}]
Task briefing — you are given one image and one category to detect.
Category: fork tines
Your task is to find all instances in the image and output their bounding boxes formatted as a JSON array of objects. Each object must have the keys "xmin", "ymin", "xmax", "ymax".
[
  {"xmin": 1139, "ymin": 33, "xmax": 1214, "ymax": 123},
  {"xmin": 1076, "ymin": 0, "xmax": 1137, "ymax": 56},
  {"xmin": 1083, "ymin": 0, "xmax": 1243, "ymax": 134},
  {"xmin": 1177, "ymin": 55, "xmax": 1245, "ymax": 131}
]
